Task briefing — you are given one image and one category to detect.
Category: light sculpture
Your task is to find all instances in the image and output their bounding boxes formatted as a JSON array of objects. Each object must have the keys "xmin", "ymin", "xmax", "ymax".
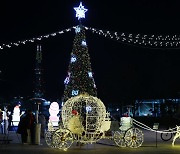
[
  {"xmin": 12, "ymin": 105, "xmax": 20, "ymax": 126},
  {"xmin": 49, "ymin": 102, "xmax": 59, "ymax": 126},
  {"xmin": 172, "ymin": 126, "xmax": 180, "ymax": 146},
  {"xmin": 62, "ymin": 94, "xmax": 107, "ymax": 133}
]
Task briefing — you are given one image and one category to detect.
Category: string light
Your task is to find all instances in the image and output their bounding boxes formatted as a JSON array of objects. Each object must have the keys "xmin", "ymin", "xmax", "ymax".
[
  {"xmin": 0, "ymin": 27, "xmax": 74, "ymax": 50},
  {"xmin": 1, "ymin": 25, "xmax": 180, "ymax": 50},
  {"xmin": 85, "ymin": 26, "xmax": 180, "ymax": 48}
]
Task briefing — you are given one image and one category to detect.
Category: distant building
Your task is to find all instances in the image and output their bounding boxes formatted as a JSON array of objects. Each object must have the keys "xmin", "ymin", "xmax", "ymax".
[
  {"xmin": 135, "ymin": 99, "xmax": 180, "ymax": 117},
  {"xmin": 33, "ymin": 45, "xmax": 44, "ymax": 98},
  {"xmin": 32, "ymin": 45, "xmax": 49, "ymax": 117}
]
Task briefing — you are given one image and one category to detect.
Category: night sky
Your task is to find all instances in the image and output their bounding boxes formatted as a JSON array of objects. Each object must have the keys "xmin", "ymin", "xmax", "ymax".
[{"xmin": 0, "ymin": 0, "xmax": 180, "ymax": 105}]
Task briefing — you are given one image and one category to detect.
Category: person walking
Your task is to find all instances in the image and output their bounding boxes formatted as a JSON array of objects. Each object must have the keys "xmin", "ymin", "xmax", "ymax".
[
  {"xmin": 17, "ymin": 110, "xmax": 36, "ymax": 144},
  {"xmin": 17, "ymin": 111, "xmax": 28, "ymax": 144},
  {"xmin": 26, "ymin": 110, "xmax": 36, "ymax": 144},
  {"xmin": 0, "ymin": 109, "xmax": 3, "ymax": 134}
]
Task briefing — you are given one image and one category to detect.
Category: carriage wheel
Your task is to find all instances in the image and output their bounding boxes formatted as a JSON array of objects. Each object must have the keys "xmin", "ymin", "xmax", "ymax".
[
  {"xmin": 113, "ymin": 131, "xmax": 126, "ymax": 147},
  {"xmin": 52, "ymin": 128, "xmax": 73, "ymax": 151},
  {"xmin": 45, "ymin": 130, "xmax": 56, "ymax": 148},
  {"xmin": 161, "ymin": 131, "xmax": 173, "ymax": 141},
  {"xmin": 124, "ymin": 128, "xmax": 143, "ymax": 148}
]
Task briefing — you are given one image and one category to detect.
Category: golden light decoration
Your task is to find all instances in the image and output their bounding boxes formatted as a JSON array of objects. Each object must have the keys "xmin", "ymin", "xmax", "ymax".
[
  {"xmin": 114, "ymin": 117, "xmax": 144, "ymax": 148},
  {"xmin": 45, "ymin": 94, "xmax": 145, "ymax": 150},
  {"xmin": 172, "ymin": 126, "xmax": 180, "ymax": 146},
  {"xmin": 61, "ymin": 94, "xmax": 107, "ymax": 134}
]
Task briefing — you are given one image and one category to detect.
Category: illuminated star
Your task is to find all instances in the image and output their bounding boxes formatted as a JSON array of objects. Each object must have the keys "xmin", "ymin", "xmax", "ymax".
[{"xmin": 74, "ymin": 2, "xmax": 88, "ymax": 20}]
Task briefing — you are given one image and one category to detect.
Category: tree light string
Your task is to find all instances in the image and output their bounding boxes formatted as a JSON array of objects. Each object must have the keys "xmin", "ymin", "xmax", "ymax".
[
  {"xmin": 1, "ymin": 25, "xmax": 180, "ymax": 50},
  {"xmin": 132, "ymin": 118, "xmax": 178, "ymax": 134},
  {"xmin": 0, "ymin": 26, "xmax": 77, "ymax": 50},
  {"xmin": 84, "ymin": 26, "xmax": 180, "ymax": 49}
]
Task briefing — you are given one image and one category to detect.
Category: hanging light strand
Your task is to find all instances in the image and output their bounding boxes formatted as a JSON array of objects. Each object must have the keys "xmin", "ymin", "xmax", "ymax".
[
  {"xmin": 85, "ymin": 26, "xmax": 180, "ymax": 49},
  {"xmin": 0, "ymin": 27, "xmax": 75, "ymax": 50},
  {"xmin": 1, "ymin": 25, "xmax": 180, "ymax": 50}
]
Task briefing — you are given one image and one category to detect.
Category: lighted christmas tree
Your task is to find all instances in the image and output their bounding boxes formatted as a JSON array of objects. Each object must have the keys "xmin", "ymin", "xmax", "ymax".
[{"xmin": 62, "ymin": 24, "xmax": 97, "ymax": 103}]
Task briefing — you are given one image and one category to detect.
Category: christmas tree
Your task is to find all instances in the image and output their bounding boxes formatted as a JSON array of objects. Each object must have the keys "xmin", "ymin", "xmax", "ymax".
[{"xmin": 62, "ymin": 25, "xmax": 97, "ymax": 103}]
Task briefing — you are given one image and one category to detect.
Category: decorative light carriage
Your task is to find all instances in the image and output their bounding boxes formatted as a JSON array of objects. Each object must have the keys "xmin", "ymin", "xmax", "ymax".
[
  {"xmin": 114, "ymin": 117, "xmax": 144, "ymax": 148},
  {"xmin": 45, "ymin": 94, "xmax": 144, "ymax": 150}
]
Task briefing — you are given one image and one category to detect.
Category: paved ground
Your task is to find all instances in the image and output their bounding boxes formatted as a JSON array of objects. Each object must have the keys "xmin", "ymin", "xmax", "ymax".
[{"xmin": 0, "ymin": 130, "xmax": 180, "ymax": 154}]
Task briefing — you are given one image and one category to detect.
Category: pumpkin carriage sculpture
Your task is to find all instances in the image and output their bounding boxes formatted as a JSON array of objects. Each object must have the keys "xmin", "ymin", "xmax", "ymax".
[{"xmin": 45, "ymin": 94, "xmax": 144, "ymax": 150}]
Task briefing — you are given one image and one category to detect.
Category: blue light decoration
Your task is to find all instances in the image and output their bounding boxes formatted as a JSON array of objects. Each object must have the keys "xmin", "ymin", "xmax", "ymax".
[
  {"xmin": 72, "ymin": 90, "xmax": 79, "ymax": 96},
  {"xmin": 86, "ymin": 106, "xmax": 92, "ymax": 112},
  {"xmin": 71, "ymin": 55, "xmax": 77, "ymax": 63},
  {"xmin": 64, "ymin": 77, "xmax": 70, "ymax": 85},
  {"xmin": 74, "ymin": 2, "xmax": 88, "ymax": 20},
  {"xmin": 61, "ymin": 102, "xmax": 64, "ymax": 107},
  {"xmin": 88, "ymin": 71, "xmax": 93, "ymax": 78},
  {"xmin": 64, "ymin": 72, "xmax": 70, "ymax": 84},
  {"xmin": 94, "ymin": 83, "xmax": 97, "ymax": 88},
  {"xmin": 75, "ymin": 26, "xmax": 81, "ymax": 33},
  {"xmin": 81, "ymin": 40, "xmax": 87, "ymax": 46}
]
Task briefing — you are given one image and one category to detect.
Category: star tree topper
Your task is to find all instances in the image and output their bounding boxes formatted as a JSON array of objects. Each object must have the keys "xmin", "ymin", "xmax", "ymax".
[{"xmin": 74, "ymin": 2, "xmax": 88, "ymax": 20}]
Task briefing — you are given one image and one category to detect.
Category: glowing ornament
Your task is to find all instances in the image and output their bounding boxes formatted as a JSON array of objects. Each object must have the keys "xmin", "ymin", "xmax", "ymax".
[
  {"xmin": 88, "ymin": 72, "xmax": 93, "ymax": 77},
  {"xmin": 86, "ymin": 106, "xmax": 92, "ymax": 112},
  {"xmin": 75, "ymin": 26, "xmax": 81, "ymax": 33},
  {"xmin": 61, "ymin": 102, "xmax": 64, "ymax": 107},
  {"xmin": 81, "ymin": 40, "xmax": 87, "ymax": 46},
  {"xmin": 64, "ymin": 72, "xmax": 71, "ymax": 85},
  {"xmin": 74, "ymin": 2, "xmax": 88, "ymax": 20},
  {"xmin": 12, "ymin": 105, "xmax": 20, "ymax": 126},
  {"xmin": 64, "ymin": 77, "xmax": 70, "ymax": 85},
  {"xmin": 49, "ymin": 102, "xmax": 59, "ymax": 126},
  {"xmin": 94, "ymin": 84, "xmax": 96, "ymax": 88},
  {"xmin": 72, "ymin": 90, "xmax": 79, "ymax": 96},
  {"xmin": 71, "ymin": 55, "xmax": 77, "ymax": 63}
]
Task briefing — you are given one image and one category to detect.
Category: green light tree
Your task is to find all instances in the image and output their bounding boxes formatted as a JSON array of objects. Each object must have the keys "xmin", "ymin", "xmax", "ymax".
[{"xmin": 62, "ymin": 25, "xmax": 97, "ymax": 103}]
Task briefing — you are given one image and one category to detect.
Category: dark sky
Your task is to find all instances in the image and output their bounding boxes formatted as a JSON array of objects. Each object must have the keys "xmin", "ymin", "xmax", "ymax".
[{"xmin": 0, "ymin": 0, "xmax": 180, "ymax": 105}]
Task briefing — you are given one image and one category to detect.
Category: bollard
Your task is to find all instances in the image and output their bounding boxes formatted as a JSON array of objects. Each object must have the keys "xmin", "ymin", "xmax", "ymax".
[
  {"xmin": 153, "ymin": 123, "xmax": 159, "ymax": 148},
  {"xmin": 34, "ymin": 123, "xmax": 41, "ymax": 145}
]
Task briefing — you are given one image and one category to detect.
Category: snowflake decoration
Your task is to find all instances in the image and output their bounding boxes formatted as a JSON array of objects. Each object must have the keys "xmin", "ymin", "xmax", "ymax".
[
  {"xmin": 72, "ymin": 90, "xmax": 79, "ymax": 96},
  {"xmin": 81, "ymin": 40, "xmax": 87, "ymax": 46},
  {"xmin": 88, "ymin": 72, "xmax": 93, "ymax": 77},
  {"xmin": 64, "ymin": 77, "xmax": 70, "ymax": 85},
  {"xmin": 86, "ymin": 106, "xmax": 92, "ymax": 112},
  {"xmin": 74, "ymin": 2, "xmax": 88, "ymax": 20},
  {"xmin": 75, "ymin": 26, "xmax": 81, "ymax": 33},
  {"xmin": 64, "ymin": 72, "xmax": 70, "ymax": 84},
  {"xmin": 94, "ymin": 84, "xmax": 96, "ymax": 88},
  {"xmin": 71, "ymin": 55, "xmax": 77, "ymax": 63}
]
